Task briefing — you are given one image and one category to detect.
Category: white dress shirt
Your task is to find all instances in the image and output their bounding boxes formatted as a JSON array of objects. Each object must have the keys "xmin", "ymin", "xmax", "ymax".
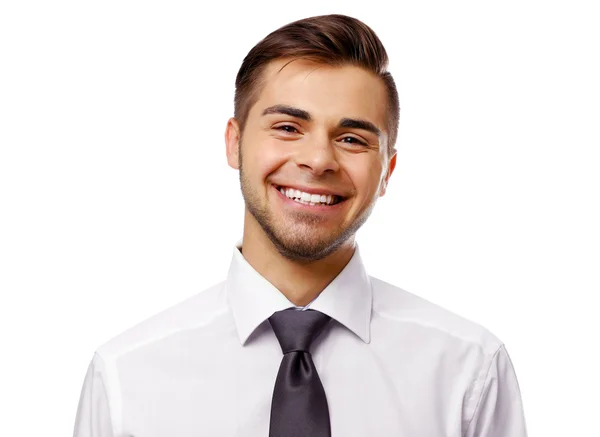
[{"xmin": 73, "ymin": 244, "xmax": 527, "ymax": 437}]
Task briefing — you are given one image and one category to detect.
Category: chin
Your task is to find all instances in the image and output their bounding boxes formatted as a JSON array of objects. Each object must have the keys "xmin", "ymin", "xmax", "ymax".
[{"xmin": 267, "ymin": 227, "xmax": 352, "ymax": 262}]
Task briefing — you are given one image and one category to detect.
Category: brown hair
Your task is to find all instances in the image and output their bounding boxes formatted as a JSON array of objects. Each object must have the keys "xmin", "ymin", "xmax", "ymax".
[{"xmin": 234, "ymin": 14, "xmax": 400, "ymax": 155}]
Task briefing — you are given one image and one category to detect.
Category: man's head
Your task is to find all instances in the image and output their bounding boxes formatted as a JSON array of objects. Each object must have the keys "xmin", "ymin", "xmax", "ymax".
[{"xmin": 225, "ymin": 14, "xmax": 400, "ymax": 262}]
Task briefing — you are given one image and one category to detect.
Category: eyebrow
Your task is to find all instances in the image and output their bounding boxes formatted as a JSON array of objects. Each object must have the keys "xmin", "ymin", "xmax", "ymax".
[
  {"xmin": 262, "ymin": 105, "xmax": 311, "ymax": 121},
  {"xmin": 338, "ymin": 117, "xmax": 381, "ymax": 138},
  {"xmin": 262, "ymin": 104, "xmax": 382, "ymax": 137}
]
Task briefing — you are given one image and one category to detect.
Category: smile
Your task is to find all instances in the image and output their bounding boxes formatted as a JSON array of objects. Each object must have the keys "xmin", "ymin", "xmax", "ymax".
[{"xmin": 275, "ymin": 185, "xmax": 344, "ymax": 206}]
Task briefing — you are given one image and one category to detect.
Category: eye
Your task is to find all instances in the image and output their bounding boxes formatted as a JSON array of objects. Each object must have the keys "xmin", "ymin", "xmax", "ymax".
[
  {"xmin": 339, "ymin": 136, "xmax": 368, "ymax": 147},
  {"xmin": 275, "ymin": 125, "xmax": 299, "ymax": 134}
]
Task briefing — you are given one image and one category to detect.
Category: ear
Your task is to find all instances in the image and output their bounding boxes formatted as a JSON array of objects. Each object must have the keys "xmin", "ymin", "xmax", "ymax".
[
  {"xmin": 379, "ymin": 151, "xmax": 397, "ymax": 197},
  {"xmin": 225, "ymin": 117, "xmax": 241, "ymax": 169}
]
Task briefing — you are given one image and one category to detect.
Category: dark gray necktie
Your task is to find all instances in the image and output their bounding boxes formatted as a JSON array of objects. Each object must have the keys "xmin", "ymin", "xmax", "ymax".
[{"xmin": 268, "ymin": 308, "xmax": 332, "ymax": 437}]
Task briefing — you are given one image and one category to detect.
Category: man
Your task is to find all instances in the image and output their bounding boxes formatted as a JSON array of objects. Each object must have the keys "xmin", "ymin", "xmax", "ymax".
[{"xmin": 73, "ymin": 14, "xmax": 527, "ymax": 437}]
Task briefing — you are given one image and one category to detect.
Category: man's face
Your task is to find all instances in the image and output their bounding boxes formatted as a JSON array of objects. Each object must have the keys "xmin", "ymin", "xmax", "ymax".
[{"xmin": 226, "ymin": 58, "xmax": 396, "ymax": 261}]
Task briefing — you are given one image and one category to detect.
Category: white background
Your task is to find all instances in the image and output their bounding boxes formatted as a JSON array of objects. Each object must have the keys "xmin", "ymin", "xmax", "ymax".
[{"xmin": 1, "ymin": 0, "xmax": 598, "ymax": 435}]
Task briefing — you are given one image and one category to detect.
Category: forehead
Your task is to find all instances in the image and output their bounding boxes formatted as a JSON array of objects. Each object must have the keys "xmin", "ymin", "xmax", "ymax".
[{"xmin": 252, "ymin": 58, "xmax": 388, "ymax": 128}]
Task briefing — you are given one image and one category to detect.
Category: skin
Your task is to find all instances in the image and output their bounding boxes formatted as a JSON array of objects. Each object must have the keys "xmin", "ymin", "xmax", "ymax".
[{"xmin": 225, "ymin": 58, "xmax": 397, "ymax": 306}]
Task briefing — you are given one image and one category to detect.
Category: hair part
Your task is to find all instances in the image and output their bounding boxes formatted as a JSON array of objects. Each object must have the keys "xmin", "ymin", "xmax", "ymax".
[{"xmin": 234, "ymin": 14, "xmax": 400, "ymax": 155}]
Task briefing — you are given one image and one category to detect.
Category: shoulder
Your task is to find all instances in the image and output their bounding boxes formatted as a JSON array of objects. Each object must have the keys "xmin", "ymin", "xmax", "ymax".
[
  {"xmin": 96, "ymin": 281, "xmax": 227, "ymax": 361},
  {"xmin": 370, "ymin": 276, "xmax": 503, "ymax": 355}
]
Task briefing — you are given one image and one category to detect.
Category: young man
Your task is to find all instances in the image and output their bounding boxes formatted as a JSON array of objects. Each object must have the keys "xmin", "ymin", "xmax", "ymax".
[{"xmin": 73, "ymin": 14, "xmax": 527, "ymax": 437}]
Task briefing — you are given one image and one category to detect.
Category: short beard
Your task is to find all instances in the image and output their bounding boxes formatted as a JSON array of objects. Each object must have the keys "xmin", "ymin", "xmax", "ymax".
[{"xmin": 238, "ymin": 143, "xmax": 375, "ymax": 262}]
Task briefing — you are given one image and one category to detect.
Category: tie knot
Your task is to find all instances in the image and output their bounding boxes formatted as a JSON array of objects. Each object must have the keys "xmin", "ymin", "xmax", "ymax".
[{"xmin": 269, "ymin": 309, "xmax": 332, "ymax": 354}]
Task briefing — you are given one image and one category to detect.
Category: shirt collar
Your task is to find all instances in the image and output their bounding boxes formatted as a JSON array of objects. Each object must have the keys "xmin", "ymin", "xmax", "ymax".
[{"xmin": 225, "ymin": 241, "xmax": 372, "ymax": 345}]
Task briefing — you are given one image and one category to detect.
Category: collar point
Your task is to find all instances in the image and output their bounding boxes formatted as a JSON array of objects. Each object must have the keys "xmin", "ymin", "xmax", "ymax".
[{"xmin": 360, "ymin": 332, "xmax": 371, "ymax": 344}]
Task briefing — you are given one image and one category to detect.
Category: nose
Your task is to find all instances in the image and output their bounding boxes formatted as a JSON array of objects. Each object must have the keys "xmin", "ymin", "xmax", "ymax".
[{"xmin": 293, "ymin": 135, "xmax": 340, "ymax": 176}]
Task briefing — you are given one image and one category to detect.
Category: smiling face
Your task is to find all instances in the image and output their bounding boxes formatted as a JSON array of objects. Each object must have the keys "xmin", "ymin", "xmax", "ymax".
[{"xmin": 226, "ymin": 58, "xmax": 397, "ymax": 262}]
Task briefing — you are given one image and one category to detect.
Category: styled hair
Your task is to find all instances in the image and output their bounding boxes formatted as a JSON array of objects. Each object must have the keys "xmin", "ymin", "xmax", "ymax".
[{"xmin": 234, "ymin": 14, "xmax": 400, "ymax": 154}]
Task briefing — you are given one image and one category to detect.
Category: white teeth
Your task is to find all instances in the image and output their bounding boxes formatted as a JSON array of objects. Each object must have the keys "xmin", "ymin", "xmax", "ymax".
[{"xmin": 278, "ymin": 186, "xmax": 340, "ymax": 206}]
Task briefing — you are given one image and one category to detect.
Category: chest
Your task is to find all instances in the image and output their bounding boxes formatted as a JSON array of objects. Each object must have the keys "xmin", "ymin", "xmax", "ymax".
[{"xmin": 119, "ymin": 334, "xmax": 470, "ymax": 437}]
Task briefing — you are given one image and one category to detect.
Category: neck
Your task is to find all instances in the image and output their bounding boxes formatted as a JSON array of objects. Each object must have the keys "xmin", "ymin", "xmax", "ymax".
[{"xmin": 240, "ymin": 210, "xmax": 355, "ymax": 307}]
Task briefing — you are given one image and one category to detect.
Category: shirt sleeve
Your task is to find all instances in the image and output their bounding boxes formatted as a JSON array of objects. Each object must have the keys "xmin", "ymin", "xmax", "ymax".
[
  {"xmin": 464, "ymin": 345, "xmax": 528, "ymax": 437},
  {"xmin": 73, "ymin": 353, "xmax": 114, "ymax": 437}
]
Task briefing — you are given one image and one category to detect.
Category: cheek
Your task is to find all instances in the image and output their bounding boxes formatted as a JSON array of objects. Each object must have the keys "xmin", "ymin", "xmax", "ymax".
[
  {"xmin": 245, "ymin": 137, "xmax": 290, "ymax": 179},
  {"xmin": 343, "ymin": 158, "xmax": 384, "ymax": 197}
]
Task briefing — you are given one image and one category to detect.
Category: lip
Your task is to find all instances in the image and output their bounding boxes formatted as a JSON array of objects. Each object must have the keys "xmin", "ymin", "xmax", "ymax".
[{"xmin": 272, "ymin": 184, "xmax": 347, "ymax": 212}]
